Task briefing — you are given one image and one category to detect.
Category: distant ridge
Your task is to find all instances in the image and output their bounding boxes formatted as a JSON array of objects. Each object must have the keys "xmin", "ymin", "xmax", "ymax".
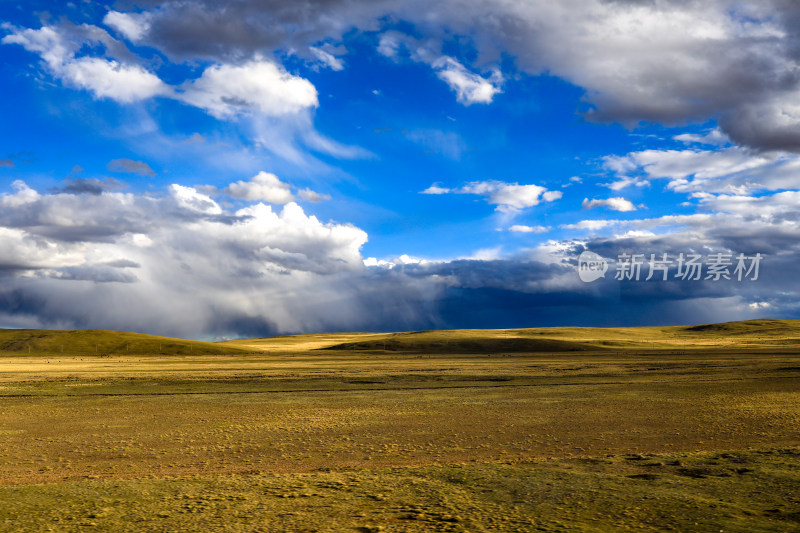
[
  {"xmin": 678, "ymin": 318, "xmax": 797, "ymax": 336},
  {"xmin": 5, "ymin": 319, "xmax": 800, "ymax": 356},
  {"xmin": 0, "ymin": 329, "xmax": 249, "ymax": 355},
  {"xmin": 322, "ymin": 336, "xmax": 597, "ymax": 353},
  {"xmin": 303, "ymin": 319, "xmax": 800, "ymax": 353}
]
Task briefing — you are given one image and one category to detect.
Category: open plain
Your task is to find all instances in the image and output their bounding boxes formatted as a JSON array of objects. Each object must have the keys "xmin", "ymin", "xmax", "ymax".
[{"xmin": 0, "ymin": 320, "xmax": 798, "ymax": 531}]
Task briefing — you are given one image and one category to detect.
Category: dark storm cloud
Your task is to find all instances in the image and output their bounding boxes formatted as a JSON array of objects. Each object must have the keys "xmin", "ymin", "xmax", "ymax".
[
  {"xmin": 361, "ymin": 248, "xmax": 773, "ymax": 331},
  {"xmin": 402, "ymin": 258, "xmax": 568, "ymax": 292},
  {"xmin": 214, "ymin": 314, "xmax": 280, "ymax": 339},
  {"xmin": 430, "ymin": 286, "xmax": 713, "ymax": 330},
  {"xmin": 718, "ymin": 102, "xmax": 800, "ymax": 153},
  {"xmin": 0, "ymin": 286, "xmax": 50, "ymax": 321},
  {"xmin": 119, "ymin": 0, "xmax": 394, "ymax": 61}
]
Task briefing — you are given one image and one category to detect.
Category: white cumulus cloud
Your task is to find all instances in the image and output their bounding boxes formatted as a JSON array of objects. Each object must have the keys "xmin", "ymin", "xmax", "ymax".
[
  {"xmin": 509, "ymin": 225, "xmax": 550, "ymax": 233},
  {"xmin": 421, "ymin": 184, "xmax": 450, "ymax": 195},
  {"xmin": 225, "ymin": 172, "xmax": 295, "ymax": 204},
  {"xmin": 604, "ymin": 145, "xmax": 800, "ymax": 194},
  {"xmin": 103, "ymin": 11, "xmax": 152, "ymax": 42},
  {"xmin": 178, "ymin": 59, "xmax": 318, "ymax": 119},
  {"xmin": 582, "ymin": 197, "xmax": 638, "ymax": 212},
  {"xmin": 297, "ymin": 188, "xmax": 331, "ymax": 203},
  {"xmin": 225, "ymin": 172, "xmax": 328, "ymax": 204},
  {"xmin": 309, "ymin": 46, "xmax": 344, "ymax": 71},
  {"xmin": 169, "ymin": 184, "xmax": 222, "ymax": 215},
  {"xmin": 422, "ymin": 180, "xmax": 561, "ymax": 212},
  {"xmin": 3, "ymin": 26, "xmax": 323, "ymax": 129},
  {"xmin": 64, "ymin": 57, "xmax": 167, "ymax": 102},
  {"xmin": 460, "ymin": 180, "xmax": 561, "ymax": 212},
  {"xmin": 2, "ymin": 24, "xmax": 167, "ymax": 103},
  {"xmin": 431, "ymin": 56, "xmax": 503, "ymax": 105}
]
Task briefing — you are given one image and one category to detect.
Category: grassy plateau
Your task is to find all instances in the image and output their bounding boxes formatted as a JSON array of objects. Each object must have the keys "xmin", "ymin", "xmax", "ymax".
[{"xmin": 0, "ymin": 319, "xmax": 798, "ymax": 531}]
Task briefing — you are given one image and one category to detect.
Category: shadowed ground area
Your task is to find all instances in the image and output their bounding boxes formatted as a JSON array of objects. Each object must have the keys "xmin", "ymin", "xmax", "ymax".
[{"xmin": 0, "ymin": 320, "xmax": 798, "ymax": 531}]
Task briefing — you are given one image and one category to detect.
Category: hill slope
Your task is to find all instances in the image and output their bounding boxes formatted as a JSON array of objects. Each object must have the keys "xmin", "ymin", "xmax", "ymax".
[
  {"xmin": 222, "ymin": 319, "xmax": 800, "ymax": 354},
  {"xmin": 6, "ymin": 318, "xmax": 800, "ymax": 356},
  {"xmin": 0, "ymin": 329, "xmax": 249, "ymax": 356},
  {"xmin": 321, "ymin": 332, "xmax": 598, "ymax": 353}
]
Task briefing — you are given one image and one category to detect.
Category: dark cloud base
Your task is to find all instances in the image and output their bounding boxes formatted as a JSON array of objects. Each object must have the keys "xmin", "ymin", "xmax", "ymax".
[{"xmin": 0, "ymin": 260, "xmax": 783, "ymax": 339}]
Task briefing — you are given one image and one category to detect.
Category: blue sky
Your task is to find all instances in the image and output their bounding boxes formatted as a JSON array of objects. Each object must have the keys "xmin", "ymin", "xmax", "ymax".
[{"xmin": 0, "ymin": 1, "xmax": 798, "ymax": 338}]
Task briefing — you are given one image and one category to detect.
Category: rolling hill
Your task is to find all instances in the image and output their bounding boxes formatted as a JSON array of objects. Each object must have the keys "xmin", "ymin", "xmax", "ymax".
[
  {"xmin": 0, "ymin": 328, "xmax": 249, "ymax": 356},
  {"xmin": 3, "ymin": 318, "xmax": 800, "ymax": 356},
  {"xmin": 222, "ymin": 318, "xmax": 800, "ymax": 354}
]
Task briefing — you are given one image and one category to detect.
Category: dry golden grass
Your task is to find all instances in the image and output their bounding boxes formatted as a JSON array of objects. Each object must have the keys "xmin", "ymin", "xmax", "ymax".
[
  {"xmin": 221, "ymin": 318, "xmax": 800, "ymax": 352},
  {"xmin": 0, "ymin": 321, "xmax": 798, "ymax": 531},
  {"xmin": 0, "ymin": 328, "xmax": 249, "ymax": 356}
]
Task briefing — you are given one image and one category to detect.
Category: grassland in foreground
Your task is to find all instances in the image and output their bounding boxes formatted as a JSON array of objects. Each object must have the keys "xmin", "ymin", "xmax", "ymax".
[{"xmin": 0, "ymin": 319, "xmax": 798, "ymax": 531}]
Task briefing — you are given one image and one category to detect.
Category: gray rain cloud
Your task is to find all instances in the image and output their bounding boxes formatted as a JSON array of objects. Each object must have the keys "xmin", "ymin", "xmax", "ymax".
[{"xmin": 0, "ymin": 178, "xmax": 794, "ymax": 338}]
